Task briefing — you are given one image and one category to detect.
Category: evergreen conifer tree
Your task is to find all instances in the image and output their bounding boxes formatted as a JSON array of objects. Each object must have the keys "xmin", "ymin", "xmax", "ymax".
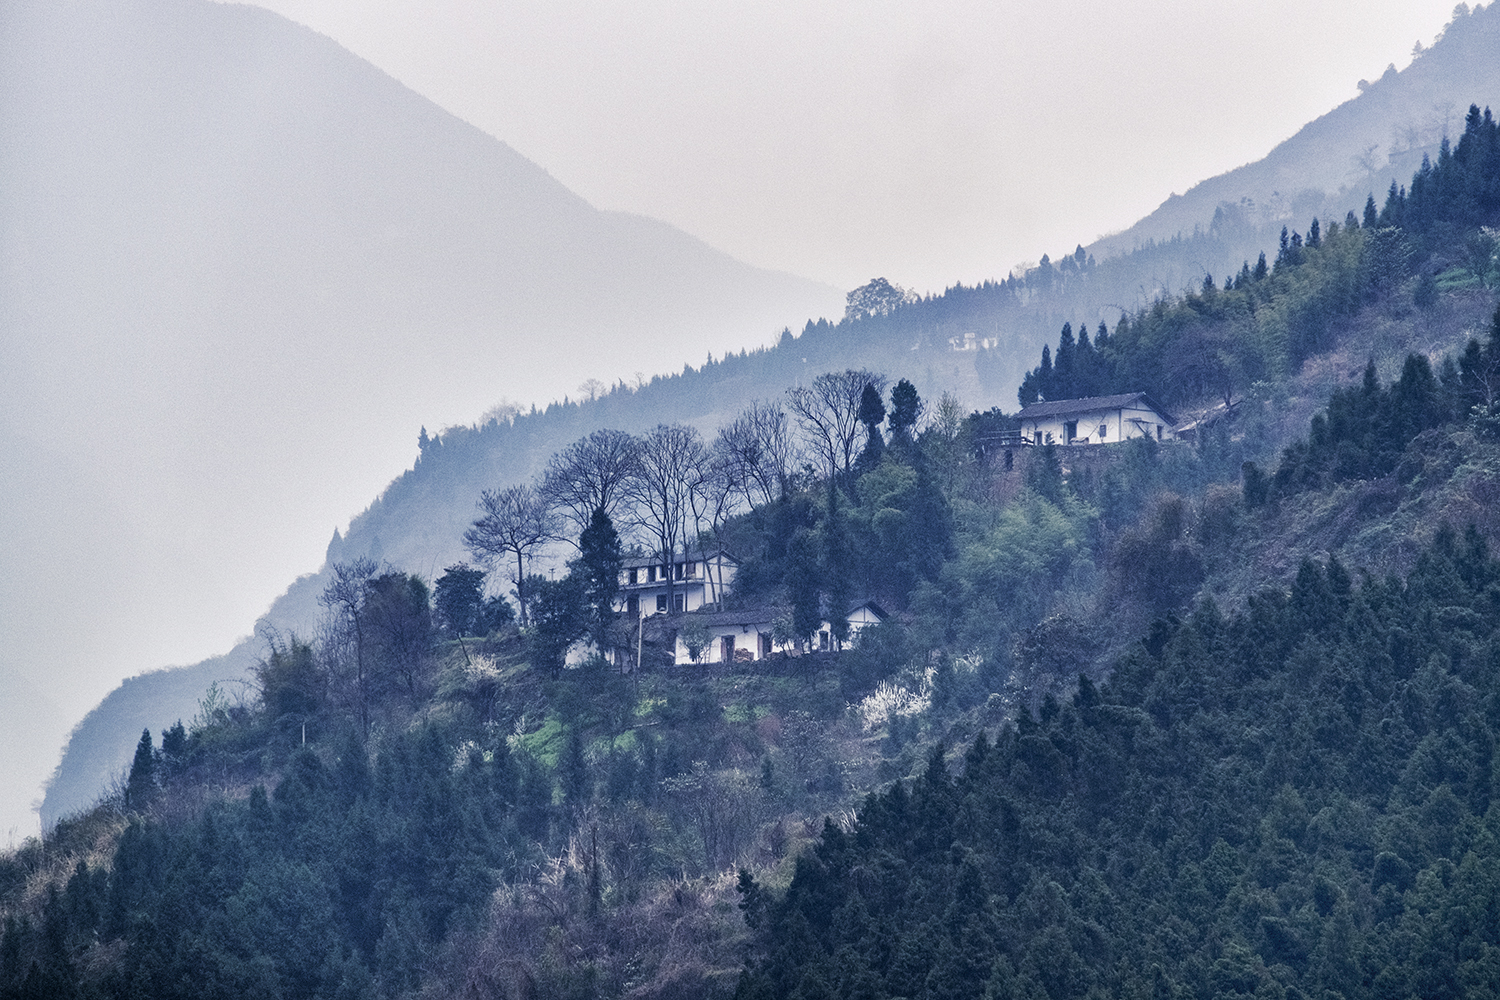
[
  {"xmin": 888, "ymin": 380, "xmax": 923, "ymax": 450},
  {"xmin": 855, "ymin": 383, "xmax": 887, "ymax": 473},
  {"xmin": 1054, "ymin": 323, "xmax": 1076, "ymax": 398},
  {"xmin": 124, "ymin": 729, "xmax": 156, "ymax": 811},
  {"xmin": 1037, "ymin": 345, "xmax": 1054, "ymax": 400},
  {"xmin": 1252, "ymin": 252, "xmax": 1269, "ymax": 282},
  {"xmin": 785, "ymin": 530, "xmax": 823, "ymax": 645},
  {"xmin": 822, "ymin": 483, "xmax": 853, "ymax": 646},
  {"xmin": 571, "ymin": 507, "xmax": 623, "ymax": 650}
]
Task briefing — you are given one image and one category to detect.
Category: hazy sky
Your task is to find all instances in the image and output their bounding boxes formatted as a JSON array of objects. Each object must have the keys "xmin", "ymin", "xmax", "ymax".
[{"xmin": 248, "ymin": 0, "xmax": 1460, "ymax": 293}]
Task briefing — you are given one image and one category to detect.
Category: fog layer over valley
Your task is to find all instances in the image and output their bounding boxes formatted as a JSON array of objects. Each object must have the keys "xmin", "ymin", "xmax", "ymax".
[{"xmin": 0, "ymin": 0, "xmax": 838, "ymax": 835}]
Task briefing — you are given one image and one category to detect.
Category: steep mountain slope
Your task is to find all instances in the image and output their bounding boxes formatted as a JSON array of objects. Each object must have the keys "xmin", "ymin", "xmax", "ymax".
[
  {"xmin": 0, "ymin": 0, "xmax": 840, "ymax": 834},
  {"xmin": 32, "ymin": 2, "xmax": 1500, "ymax": 828},
  {"xmin": 1092, "ymin": 2, "xmax": 1500, "ymax": 264},
  {"xmin": 9, "ymin": 123, "xmax": 1500, "ymax": 993}
]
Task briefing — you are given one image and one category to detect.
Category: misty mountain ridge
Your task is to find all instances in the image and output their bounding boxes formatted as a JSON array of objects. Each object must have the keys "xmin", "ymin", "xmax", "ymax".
[
  {"xmin": 10, "ymin": 127, "xmax": 1500, "ymax": 996},
  {"xmin": 0, "ymin": 0, "xmax": 840, "ymax": 835},
  {"xmin": 31, "ymin": 0, "xmax": 1500, "ymax": 826},
  {"xmin": 1091, "ymin": 2, "xmax": 1500, "ymax": 266}
]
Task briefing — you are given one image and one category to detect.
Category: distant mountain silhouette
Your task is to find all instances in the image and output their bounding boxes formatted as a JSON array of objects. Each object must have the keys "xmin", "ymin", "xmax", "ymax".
[
  {"xmin": 0, "ymin": 0, "xmax": 839, "ymax": 835},
  {"xmin": 1092, "ymin": 3, "xmax": 1500, "ymax": 261}
]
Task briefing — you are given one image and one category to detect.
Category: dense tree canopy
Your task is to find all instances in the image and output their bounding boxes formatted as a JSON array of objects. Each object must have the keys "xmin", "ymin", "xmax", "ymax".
[{"xmin": 739, "ymin": 530, "xmax": 1500, "ymax": 1000}]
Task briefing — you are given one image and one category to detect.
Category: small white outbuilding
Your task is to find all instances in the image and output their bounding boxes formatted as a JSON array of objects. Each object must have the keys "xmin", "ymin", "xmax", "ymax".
[{"xmin": 1016, "ymin": 392, "xmax": 1176, "ymax": 446}]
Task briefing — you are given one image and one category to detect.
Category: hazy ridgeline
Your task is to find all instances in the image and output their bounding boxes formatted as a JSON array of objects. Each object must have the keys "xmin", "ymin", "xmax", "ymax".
[
  {"xmin": 5, "ymin": 68, "xmax": 1500, "ymax": 995},
  {"xmin": 22, "ymin": 0, "xmax": 1500, "ymax": 867},
  {"xmin": 24, "ymin": 0, "xmax": 1500, "ymax": 832},
  {"xmin": 37, "ymin": 141, "xmax": 1489, "ymax": 825}
]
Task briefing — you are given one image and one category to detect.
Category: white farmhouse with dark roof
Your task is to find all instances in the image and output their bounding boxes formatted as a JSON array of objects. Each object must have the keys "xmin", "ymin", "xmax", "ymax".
[
  {"xmin": 671, "ymin": 600, "xmax": 889, "ymax": 665},
  {"xmin": 1016, "ymin": 392, "xmax": 1176, "ymax": 446},
  {"xmin": 615, "ymin": 548, "xmax": 737, "ymax": 618}
]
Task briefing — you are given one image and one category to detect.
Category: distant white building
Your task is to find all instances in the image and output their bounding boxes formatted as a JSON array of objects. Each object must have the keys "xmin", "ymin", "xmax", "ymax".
[
  {"xmin": 671, "ymin": 600, "xmax": 889, "ymax": 666},
  {"xmin": 949, "ymin": 331, "xmax": 998, "ymax": 351},
  {"xmin": 615, "ymin": 548, "xmax": 737, "ymax": 618},
  {"xmin": 1015, "ymin": 392, "xmax": 1176, "ymax": 446}
]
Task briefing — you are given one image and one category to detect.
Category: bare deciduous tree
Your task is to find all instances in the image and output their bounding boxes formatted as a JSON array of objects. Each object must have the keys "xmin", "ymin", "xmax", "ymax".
[
  {"xmin": 540, "ymin": 429, "xmax": 640, "ymax": 539},
  {"xmin": 716, "ymin": 400, "xmax": 797, "ymax": 506},
  {"xmin": 463, "ymin": 485, "xmax": 556, "ymax": 626},
  {"xmin": 621, "ymin": 424, "xmax": 706, "ymax": 612},
  {"xmin": 319, "ymin": 557, "xmax": 379, "ymax": 732},
  {"xmin": 687, "ymin": 446, "xmax": 744, "ymax": 605},
  {"xmin": 787, "ymin": 370, "xmax": 887, "ymax": 479}
]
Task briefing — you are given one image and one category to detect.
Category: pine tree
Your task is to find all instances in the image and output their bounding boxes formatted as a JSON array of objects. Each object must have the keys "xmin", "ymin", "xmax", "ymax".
[
  {"xmin": 888, "ymin": 379, "xmax": 922, "ymax": 450},
  {"xmin": 1252, "ymin": 252, "xmax": 1269, "ymax": 282},
  {"xmin": 571, "ymin": 507, "xmax": 623, "ymax": 650},
  {"xmin": 124, "ymin": 729, "xmax": 156, "ymax": 811},
  {"xmin": 822, "ymin": 484, "xmax": 853, "ymax": 646},
  {"xmin": 855, "ymin": 383, "xmax": 887, "ymax": 473},
  {"xmin": 1054, "ymin": 323, "xmax": 1076, "ymax": 398}
]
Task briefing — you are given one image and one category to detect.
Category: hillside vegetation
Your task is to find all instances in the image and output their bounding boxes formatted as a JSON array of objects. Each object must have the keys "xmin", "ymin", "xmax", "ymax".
[{"xmin": 9, "ymin": 89, "xmax": 1500, "ymax": 1000}]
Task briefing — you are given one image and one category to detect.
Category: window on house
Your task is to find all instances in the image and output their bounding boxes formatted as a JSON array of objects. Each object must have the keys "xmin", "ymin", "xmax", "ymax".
[
  {"xmin": 675, "ymin": 562, "xmax": 685, "ymax": 580},
  {"xmin": 685, "ymin": 562, "xmax": 696, "ymax": 577},
  {"xmin": 628, "ymin": 568, "xmax": 638, "ymax": 584},
  {"xmin": 1064, "ymin": 420, "xmax": 1078, "ymax": 442},
  {"xmin": 627, "ymin": 595, "xmax": 639, "ymax": 617},
  {"xmin": 1099, "ymin": 423, "xmax": 1108, "ymax": 438},
  {"xmin": 1156, "ymin": 424, "xmax": 1162, "ymax": 440},
  {"xmin": 721, "ymin": 635, "xmax": 735, "ymax": 662},
  {"xmin": 655, "ymin": 595, "xmax": 667, "ymax": 613}
]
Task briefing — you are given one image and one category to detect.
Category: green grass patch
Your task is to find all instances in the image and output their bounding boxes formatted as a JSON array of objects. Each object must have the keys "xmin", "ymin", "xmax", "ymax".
[{"xmin": 513, "ymin": 716, "xmax": 564, "ymax": 766}]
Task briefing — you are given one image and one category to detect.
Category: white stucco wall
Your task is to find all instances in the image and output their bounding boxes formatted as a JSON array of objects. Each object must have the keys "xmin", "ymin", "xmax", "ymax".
[{"xmin": 1024, "ymin": 402, "xmax": 1173, "ymax": 445}]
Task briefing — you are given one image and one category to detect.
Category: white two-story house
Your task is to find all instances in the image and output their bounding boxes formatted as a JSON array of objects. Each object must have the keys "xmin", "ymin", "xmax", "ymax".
[{"xmin": 615, "ymin": 548, "xmax": 737, "ymax": 619}]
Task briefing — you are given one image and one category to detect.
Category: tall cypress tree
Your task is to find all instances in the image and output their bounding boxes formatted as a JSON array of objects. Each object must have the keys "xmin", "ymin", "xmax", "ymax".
[
  {"xmin": 786, "ymin": 530, "xmax": 823, "ymax": 645},
  {"xmin": 125, "ymin": 729, "xmax": 156, "ymax": 811},
  {"xmin": 822, "ymin": 484, "xmax": 853, "ymax": 646},
  {"xmin": 855, "ymin": 383, "xmax": 887, "ymax": 473},
  {"xmin": 888, "ymin": 380, "xmax": 922, "ymax": 451},
  {"xmin": 1054, "ymin": 323, "xmax": 1076, "ymax": 398},
  {"xmin": 571, "ymin": 507, "xmax": 623, "ymax": 650}
]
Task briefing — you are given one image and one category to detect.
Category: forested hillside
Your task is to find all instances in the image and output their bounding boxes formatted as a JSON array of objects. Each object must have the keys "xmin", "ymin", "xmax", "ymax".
[
  {"xmin": 41, "ymin": 177, "xmax": 1416, "ymax": 822},
  {"xmin": 738, "ymin": 530, "xmax": 1500, "ymax": 1000},
  {"xmin": 6, "ymin": 100, "xmax": 1500, "ymax": 998}
]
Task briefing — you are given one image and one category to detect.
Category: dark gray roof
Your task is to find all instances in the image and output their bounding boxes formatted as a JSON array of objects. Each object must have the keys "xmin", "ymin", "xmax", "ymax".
[
  {"xmin": 1016, "ymin": 392, "xmax": 1176, "ymax": 425},
  {"xmin": 676, "ymin": 607, "xmax": 783, "ymax": 628},
  {"xmin": 622, "ymin": 547, "xmax": 736, "ymax": 568},
  {"xmin": 664, "ymin": 599, "xmax": 886, "ymax": 630}
]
